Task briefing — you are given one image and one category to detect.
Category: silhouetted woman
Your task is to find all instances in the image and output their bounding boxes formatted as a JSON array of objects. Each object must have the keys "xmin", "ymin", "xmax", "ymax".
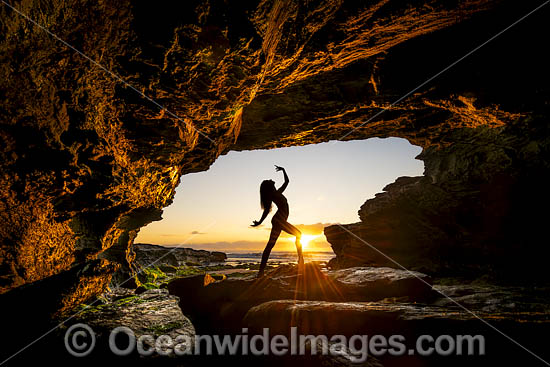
[{"xmin": 251, "ymin": 165, "xmax": 303, "ymax": 277}]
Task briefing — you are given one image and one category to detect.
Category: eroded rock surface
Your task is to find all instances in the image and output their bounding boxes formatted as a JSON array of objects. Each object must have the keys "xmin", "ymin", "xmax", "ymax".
[
  {"xmin": 71, "ymin": 288, "xmax": 195, "ymax": 343},
  {"xmin": 243, "ymin": 291, "xmax": 550, "ymax": 365},
  {"xmin": 328, "ymin": 266, "xmax": 433, "ymax": 301},
  {"xmin": 167, "ymin": 263, "xmax": 434, "ymax": 333}
]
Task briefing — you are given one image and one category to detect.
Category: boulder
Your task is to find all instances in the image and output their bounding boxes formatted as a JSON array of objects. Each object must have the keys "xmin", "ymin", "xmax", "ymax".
[
  {"xmin": 328, "ymin": 267, "xmax": 434, "ymax": 301},
  {"xmin": 167, "ymin": 270, "xmax": 295, "ymax": 333},
  {"xmin": 244, "ymin": 298, "xmax": 550, "ymax": 338},
  {"xmin": 244, "ymin": 300, "xmax": 406, "ymax": 336}
]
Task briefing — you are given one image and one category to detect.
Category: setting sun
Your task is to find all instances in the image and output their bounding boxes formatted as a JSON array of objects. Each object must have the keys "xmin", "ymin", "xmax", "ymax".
[{"xmin": 299, "ymin": 234, "xmax": 319, "ymax": 251}]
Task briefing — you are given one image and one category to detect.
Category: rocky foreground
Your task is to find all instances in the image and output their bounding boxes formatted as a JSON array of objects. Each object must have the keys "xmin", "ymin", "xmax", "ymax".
[
  {"xmin": 46, "ymin": 262, "xmax": 550, "ymax": 366},
  {"xmin": 169, "ymin": 264, "xmax": 550, "ymax": 365},
  {"xmin": 167, "ymin": 264, "xmax": 436, "ymax": 332}
]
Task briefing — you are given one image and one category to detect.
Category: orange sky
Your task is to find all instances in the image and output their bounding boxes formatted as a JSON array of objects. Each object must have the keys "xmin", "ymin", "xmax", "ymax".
[{"xmin": 135, "ymin": 138, "xmax": 423, "ymax": 253}]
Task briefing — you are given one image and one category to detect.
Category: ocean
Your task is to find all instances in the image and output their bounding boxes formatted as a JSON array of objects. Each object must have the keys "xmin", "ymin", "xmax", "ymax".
[{"xmin": 225, "ymin": 251, "xmax": 335, "ymax": 266}]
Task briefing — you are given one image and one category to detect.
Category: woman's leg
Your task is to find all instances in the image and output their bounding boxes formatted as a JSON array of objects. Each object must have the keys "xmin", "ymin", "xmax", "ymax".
[
  {"xmin": 279, "ymin": 220, "xmax": 304, "ymax": 264},
  {"xmin": 258, "ymin": 226, "xmax": 282, "ymax": 276}
]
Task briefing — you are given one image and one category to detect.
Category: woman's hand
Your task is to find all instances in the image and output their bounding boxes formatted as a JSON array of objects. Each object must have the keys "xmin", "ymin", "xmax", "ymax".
[
  {"xmin": 275, "ymin": 164, "xmax": 289, "ymax": 192},
  {"xmin": 251, "ymin": 220, "xmax": 261, "ymax": 227}
]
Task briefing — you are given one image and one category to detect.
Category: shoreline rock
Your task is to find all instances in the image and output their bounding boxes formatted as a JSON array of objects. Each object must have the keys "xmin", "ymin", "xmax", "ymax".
[
  {"xmin": 133, "ymin": 243, "xmax": 227, "ymax": 268},
  {"xmin": 325, "ymin": 122, "xmax": 550, "ymax": 281}
]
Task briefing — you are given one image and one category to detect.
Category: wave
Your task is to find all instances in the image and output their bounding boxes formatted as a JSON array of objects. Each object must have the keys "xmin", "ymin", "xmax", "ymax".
[{"xmin": 226, "ymin": 251, "xmax": 335, "ymax": 264}]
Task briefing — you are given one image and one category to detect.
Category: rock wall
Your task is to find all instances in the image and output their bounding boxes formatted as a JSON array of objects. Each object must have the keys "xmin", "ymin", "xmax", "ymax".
[
  {"xmin": 1, "ymin": 0, "xmax": 549, "ymax": 315},
  {"xmin": 325, "ymin": 119, "xmax": 550, "ymax": 277}
]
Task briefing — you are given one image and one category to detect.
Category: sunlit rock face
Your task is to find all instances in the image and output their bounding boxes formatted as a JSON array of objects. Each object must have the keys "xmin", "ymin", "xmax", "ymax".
[{"xmin": 0, "ymin": 0, "xmax": 549, "ymax": 314}]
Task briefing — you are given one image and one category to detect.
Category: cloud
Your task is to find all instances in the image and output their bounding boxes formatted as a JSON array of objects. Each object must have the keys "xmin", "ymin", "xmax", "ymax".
[
  {"xmin": 182, "ymin": 238, "xmax": 333, "ymax": 252},
  {"xmin": 296, "ymin": 222, "xmax": 335, "ymax": 235},
  {"xmin": 262, "ymin": 222, "xmax": 335, "ymax": 234},
  {"xmin": 190, "ymin": 230, "xmax": 206, "ymax": 235},
  {"xmin": 140, "ymin": 237, "xmax": 334, "ymax": 252},
  {"xmin": 262, "ymin": 222, "xmax": 336, "ymax": 238},
  {"xmin": 180, "ymin": 240, "xmax": 267, "ymax": 251},
  {"xmin": 292, "ymin": 222, "xmax": 336, "ymax": 235}
]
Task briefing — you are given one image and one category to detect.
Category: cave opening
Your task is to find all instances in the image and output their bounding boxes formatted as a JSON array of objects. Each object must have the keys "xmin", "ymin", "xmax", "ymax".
[{"xmin": 135, "ymin": 137, "xmax": 424, "ymax": 262}]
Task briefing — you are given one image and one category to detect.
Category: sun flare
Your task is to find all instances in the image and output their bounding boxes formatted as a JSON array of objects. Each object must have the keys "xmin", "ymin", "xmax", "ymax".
[{"xmin": 299, "ymin": 234, "xmax": 319, "ymax": 251}]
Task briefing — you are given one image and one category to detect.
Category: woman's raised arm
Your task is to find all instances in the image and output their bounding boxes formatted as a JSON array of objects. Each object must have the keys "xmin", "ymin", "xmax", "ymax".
[{"xmin": 275, "ymin": 165, "xmax": 289, "ymax": 193}]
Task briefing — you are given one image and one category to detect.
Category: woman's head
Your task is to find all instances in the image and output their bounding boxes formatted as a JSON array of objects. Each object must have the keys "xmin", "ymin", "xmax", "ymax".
[{"xmin": 260, "ymin": 179, "xmax": 276, "ymax": 210}]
